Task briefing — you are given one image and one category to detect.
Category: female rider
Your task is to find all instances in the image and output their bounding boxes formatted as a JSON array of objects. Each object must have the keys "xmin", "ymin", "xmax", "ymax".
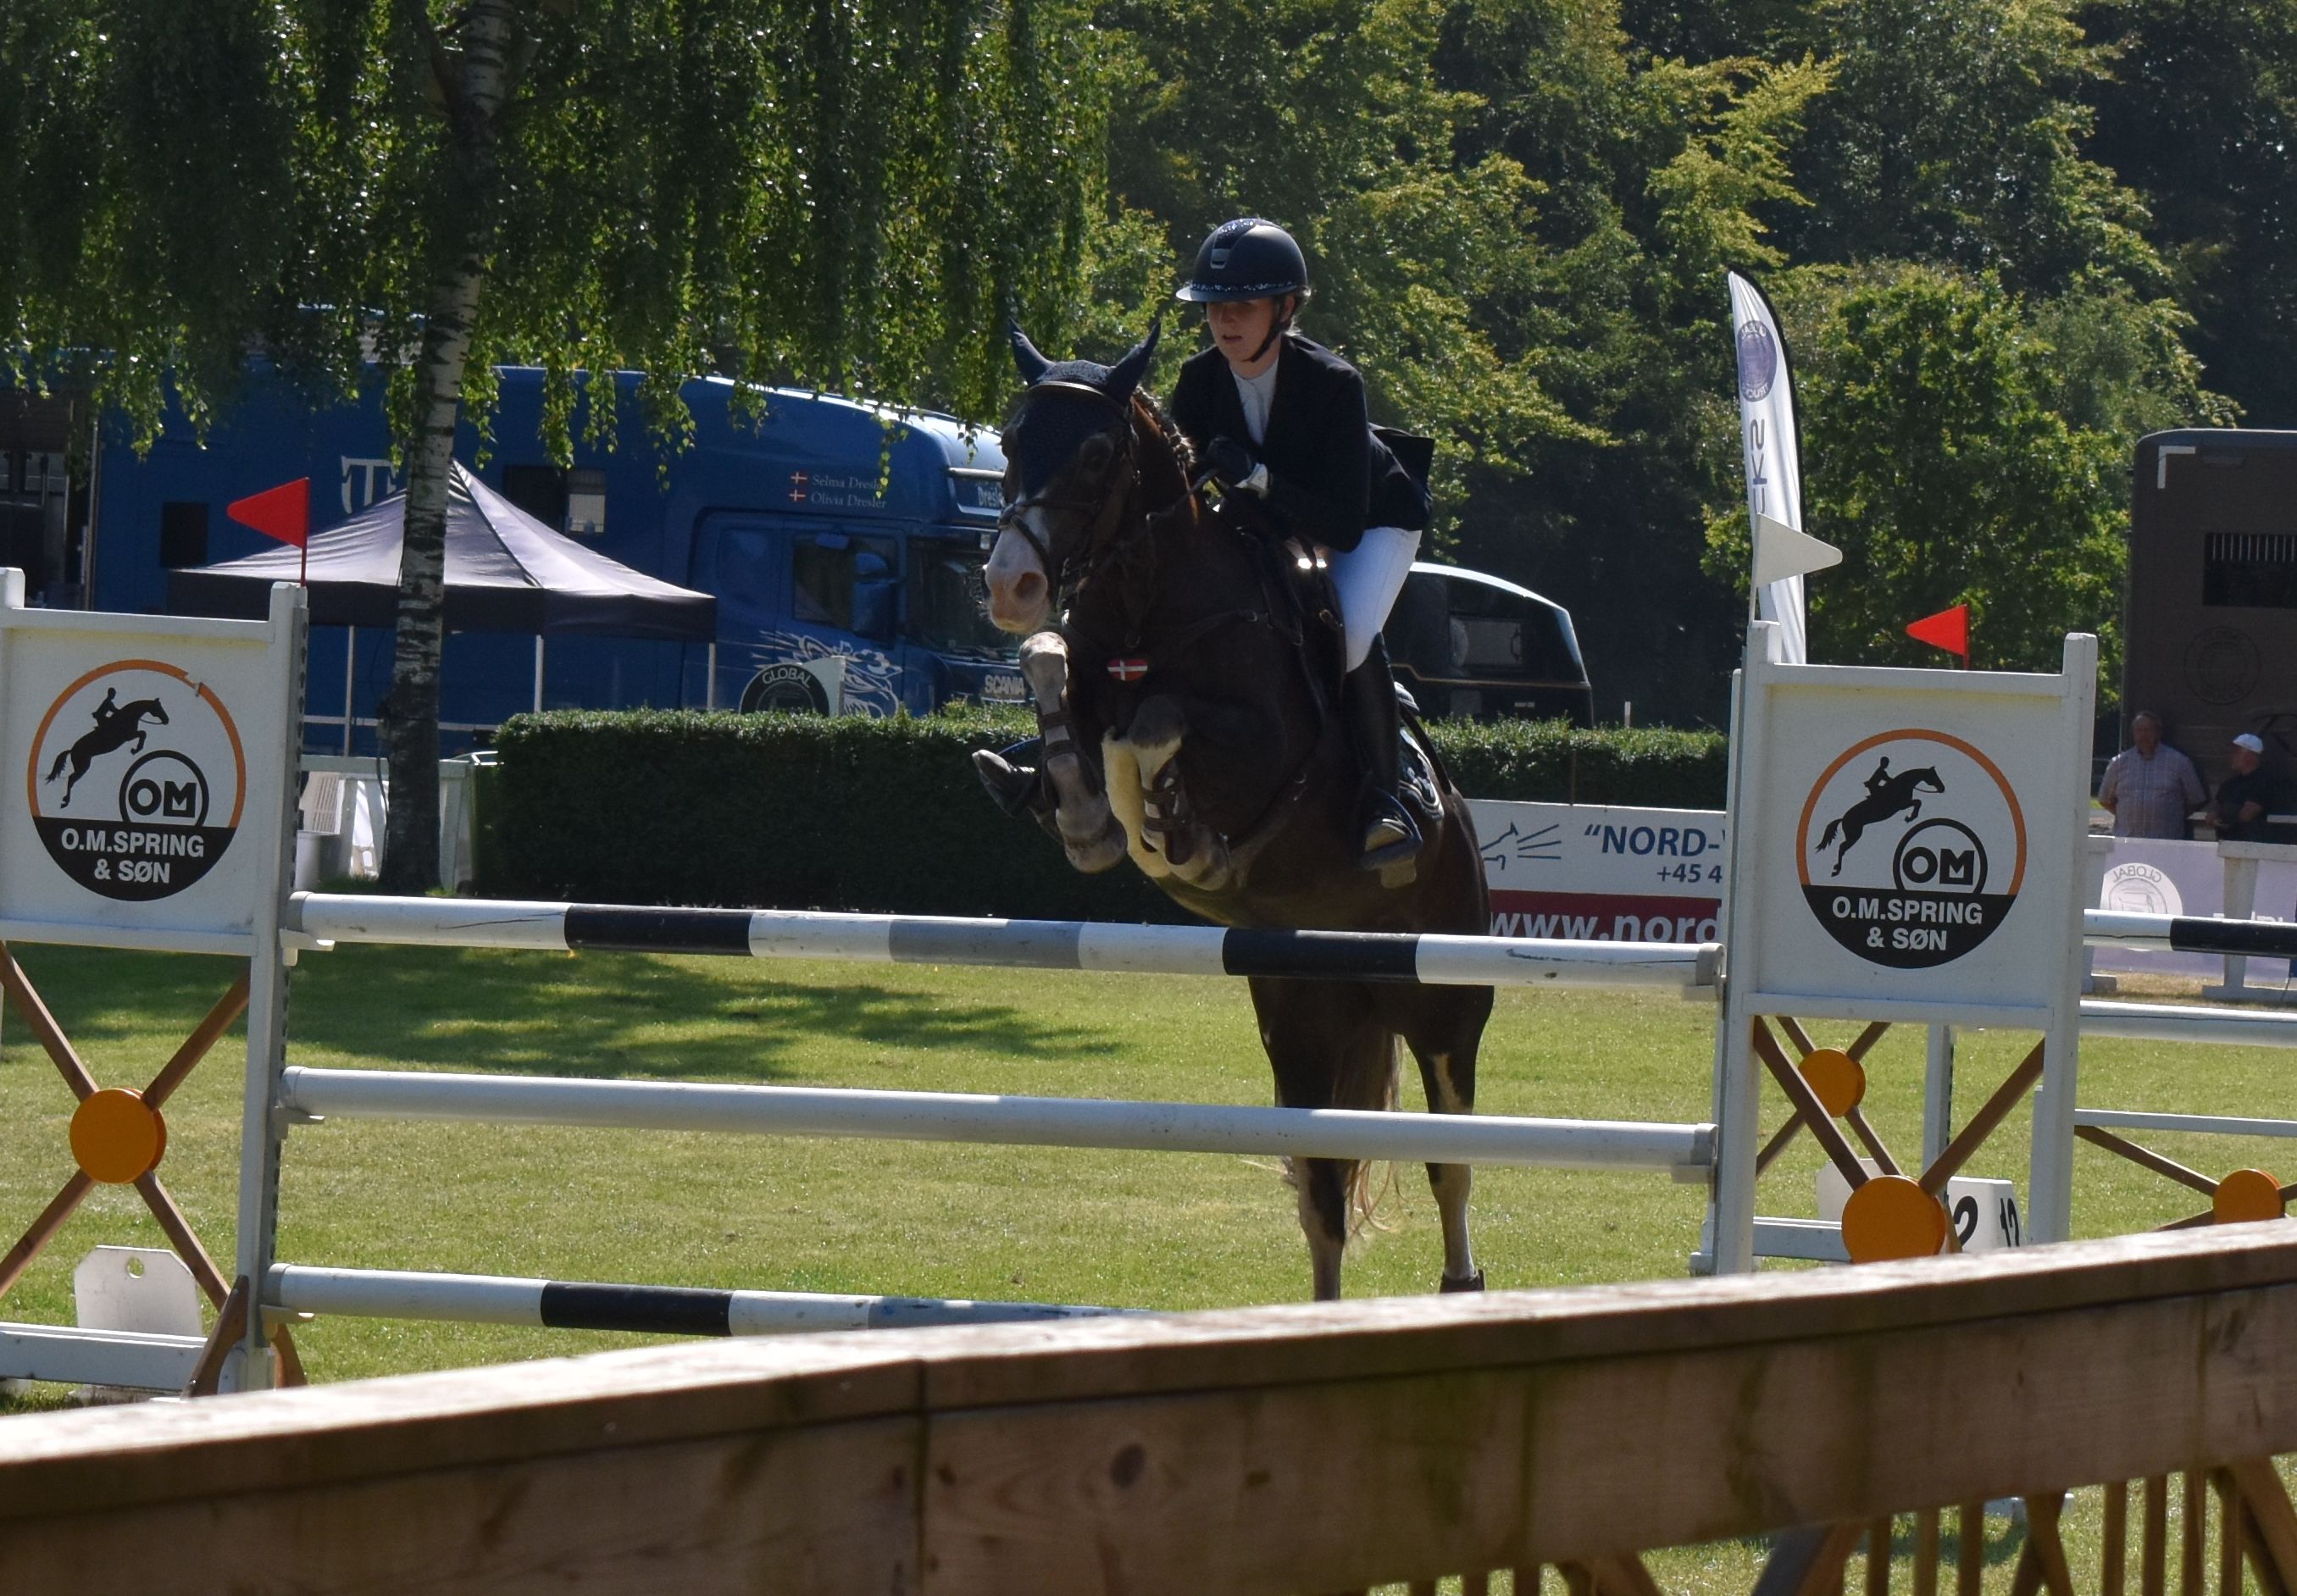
[{"xmin": 1169, "ymin": 217, "xmax": 1431, "ymax": 872}]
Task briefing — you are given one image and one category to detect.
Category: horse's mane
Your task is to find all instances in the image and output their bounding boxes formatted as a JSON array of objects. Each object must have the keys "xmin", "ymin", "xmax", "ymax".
[{"xmin": 1129, "ymin": 387, "xmax": 1196, "ymax": 485}]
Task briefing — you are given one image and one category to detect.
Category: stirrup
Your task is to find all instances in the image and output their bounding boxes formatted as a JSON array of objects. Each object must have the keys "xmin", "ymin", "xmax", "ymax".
[{"xmin": 1357, "ymin": 790, "xmax": 1421, "ymax": 873}]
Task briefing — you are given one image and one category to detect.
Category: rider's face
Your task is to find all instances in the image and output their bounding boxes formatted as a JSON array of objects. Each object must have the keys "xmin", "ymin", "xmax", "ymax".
[{"xmin": 1207, "ymin": 297, "xmax": 1289, "ymax": 375}]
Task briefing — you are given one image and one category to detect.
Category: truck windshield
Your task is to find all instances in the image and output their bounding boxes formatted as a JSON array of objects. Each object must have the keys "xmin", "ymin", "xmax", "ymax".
[{"xmin": 908, "ymin": 546, "xmax": 1016, "ymax": 659}]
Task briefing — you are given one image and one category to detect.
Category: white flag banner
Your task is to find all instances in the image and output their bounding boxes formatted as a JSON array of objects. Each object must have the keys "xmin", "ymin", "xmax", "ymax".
[{"xmin": 1728, "ymin": 271, "xmax": 1808, "ymax": 662}]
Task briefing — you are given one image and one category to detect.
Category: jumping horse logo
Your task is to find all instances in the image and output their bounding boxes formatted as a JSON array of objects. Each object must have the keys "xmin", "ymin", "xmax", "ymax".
[
  {"xmin": 42, "ymin": 688, "xmax": 170, "ymax": 810},
  {"xmin": 1812, "ymin": 758, "xmax": 1945, "ymax": 878}
]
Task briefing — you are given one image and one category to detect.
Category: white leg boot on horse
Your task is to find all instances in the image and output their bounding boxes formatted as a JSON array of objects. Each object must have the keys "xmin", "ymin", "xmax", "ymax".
[
  {"xmin": 1018, "ymin": 632, "xmax": 1127, "ymax": 873},
  {"xmin": 1113, "ymin": 695, "xmax": 1234, "ymax": 890}
]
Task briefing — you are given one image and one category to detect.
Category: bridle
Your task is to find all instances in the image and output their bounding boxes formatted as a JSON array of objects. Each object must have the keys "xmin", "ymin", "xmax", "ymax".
[{"xmin": 996, "ymin": 380, "xmax": 1146, "ymax": 597}]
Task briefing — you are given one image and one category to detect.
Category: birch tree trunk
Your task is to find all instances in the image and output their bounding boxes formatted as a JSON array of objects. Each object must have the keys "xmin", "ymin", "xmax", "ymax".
[{"xmin": 380, "ymin": 0, "xmax": 519, "ymax": 893}]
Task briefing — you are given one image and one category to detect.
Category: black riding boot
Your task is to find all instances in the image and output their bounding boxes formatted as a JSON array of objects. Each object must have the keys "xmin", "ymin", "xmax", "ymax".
[
  {"xmin": 973, "ymin": 736, "xmax": 1052, "ymax": 822},
  {"xmin": 1345, "ymin": 637, "xmax": 1422, "ymax": 875}
]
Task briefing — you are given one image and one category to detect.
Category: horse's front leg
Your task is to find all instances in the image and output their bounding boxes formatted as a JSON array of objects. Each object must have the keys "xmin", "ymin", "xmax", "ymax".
[
  {"xmin": 1108, "ymin": 694, "xmax": 1233, "ymax": 889},
  {"xmin": 1904, "ymin": 800, "xmax": 1923, "ymax": 821},
  {"xmin": 1018, "ymin": 631, "xmax": 1126, "ymax": 873}
]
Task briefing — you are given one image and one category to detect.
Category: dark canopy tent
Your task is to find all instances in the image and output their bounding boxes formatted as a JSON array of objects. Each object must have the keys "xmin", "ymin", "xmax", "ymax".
[{"xmin": 168, "ymin": 461, "xmax": 715, "ymax": 640}]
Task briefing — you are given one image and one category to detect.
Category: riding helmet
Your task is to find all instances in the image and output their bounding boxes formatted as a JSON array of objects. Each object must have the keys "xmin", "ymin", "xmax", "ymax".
[{"xmin": 1173, "ymin": 219, "xmax": 1312, "ymax": 303}]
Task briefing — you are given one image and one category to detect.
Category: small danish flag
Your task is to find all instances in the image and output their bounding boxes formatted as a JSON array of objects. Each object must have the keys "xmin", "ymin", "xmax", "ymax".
[{"xmin": 1106, "ymin": 657, "xmax": 1150, "ymax": 683}]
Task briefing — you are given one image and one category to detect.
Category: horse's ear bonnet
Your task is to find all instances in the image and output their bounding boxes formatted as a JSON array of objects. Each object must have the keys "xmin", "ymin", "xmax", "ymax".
[
  {"xmin": 1008, "ymin": 319, "xmax": 1161, "ymax": 402},
  {"xmin": 1103, "ymin": 319, "xmax": 1160, "ymax": 401},
  {"xmin": 1008, "ymin": 322, "xmax": 1053, "ymax": 385}
]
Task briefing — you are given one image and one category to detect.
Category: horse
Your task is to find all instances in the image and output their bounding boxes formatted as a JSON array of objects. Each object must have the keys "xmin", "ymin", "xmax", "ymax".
[
  {"xmin": 43, "ymin": 696, "xmax": 169, "ymax": 811},
  {"xmin": 1813, "ymin": 764, "xmax": 1945, "ymax": 876},
  {"xmin": 982, "ymin": 323, "xmax": 1495, "ymax": 1300}
]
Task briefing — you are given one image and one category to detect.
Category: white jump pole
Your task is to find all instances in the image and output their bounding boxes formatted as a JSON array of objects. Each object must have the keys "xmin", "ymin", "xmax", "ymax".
[
  {"xmin": 287, "ymin": 895, "xmax": 1723, "ymax": 992},
  {"xmin": 280, "ymin": 1067, "xmax": 1716, "ymax": 1175}
]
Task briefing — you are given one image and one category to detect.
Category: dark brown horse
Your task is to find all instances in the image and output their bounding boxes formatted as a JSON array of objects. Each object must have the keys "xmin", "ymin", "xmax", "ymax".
[{"xmin": 984, "ymin": 324, "xmax": 1495, "ymax": 1300}]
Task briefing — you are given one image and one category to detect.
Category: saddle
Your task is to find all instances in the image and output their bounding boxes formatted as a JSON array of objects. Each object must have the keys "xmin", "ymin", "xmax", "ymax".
[{"xmin": 1225, "ymin": 506, "xmax": 1347, "ymax": 724}]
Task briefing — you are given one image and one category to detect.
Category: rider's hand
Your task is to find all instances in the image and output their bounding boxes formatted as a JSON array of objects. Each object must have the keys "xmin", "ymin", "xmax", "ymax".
[{"xmin": 1204, "ymin": 436, "xmax": 1269, "ymax": 497}]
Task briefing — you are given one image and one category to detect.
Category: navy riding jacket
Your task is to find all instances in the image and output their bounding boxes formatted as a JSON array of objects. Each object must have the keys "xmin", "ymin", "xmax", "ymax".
[{"xmin": 1170, "ymin": 335, "xmax": 1428, "ymax": 551}]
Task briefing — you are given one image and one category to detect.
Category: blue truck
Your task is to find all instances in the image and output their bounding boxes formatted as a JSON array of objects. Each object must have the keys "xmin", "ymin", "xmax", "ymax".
[
  {"xmin": 42, "ymin": 365, "xmax": 1590, "ymax": 751},
  {"xmin": 83, "ymin": 368, "xmax": 1023, "ymax": 750}
]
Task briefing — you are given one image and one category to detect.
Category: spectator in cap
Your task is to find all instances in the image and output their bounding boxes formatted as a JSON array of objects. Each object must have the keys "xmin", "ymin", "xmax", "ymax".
[
  {"xmin": 2098, "ymin": 712, "xmax": 2205, "ymax": 839},
  {"xmin": 2211, "ymin": 732, "xmax": 2287, "ymax": 842}
]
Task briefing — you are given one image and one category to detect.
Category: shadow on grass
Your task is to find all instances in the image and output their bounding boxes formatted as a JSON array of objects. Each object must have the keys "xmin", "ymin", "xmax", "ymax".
[{"xmin": 3, "ymin": 944, "xmax": 1124, "ymax": 1084}]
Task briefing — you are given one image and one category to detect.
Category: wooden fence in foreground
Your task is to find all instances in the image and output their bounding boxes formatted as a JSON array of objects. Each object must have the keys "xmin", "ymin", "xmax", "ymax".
[{"xmin": 1, "ymin": 1226, "xmax": 2295, "ymax": 1593}]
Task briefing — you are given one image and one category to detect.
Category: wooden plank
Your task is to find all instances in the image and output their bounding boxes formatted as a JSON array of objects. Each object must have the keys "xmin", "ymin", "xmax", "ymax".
[
  {"xmin": 2228, "ymin": 1459, "xmax": 2297, "ymax": 1596},
  {"xmin": 2217, "ymin": 1471, "xmax": 2242, "ymax": 1596},
  {"xmin": 1911, "ymin": 1509, "xmax": 1939, "ymax": 1596},
  {"xmin": 1592, "ymin": 1555, "xmax": 1664, "ymax": 1596},
  {"xmin": 2027, "ymin": 1490, "xmax": 2077, "ymax": 1596},
  {"xmin": 0, "ymin": 1415, "xmax": 921, "ymax": 1595},
  {"xmin": 2183, "ymin": 1471, "xmax": 2206, "ymax": 1596},
  {"xmin": 6, "ymin": 1229, "xmax": 2297, "ymax": 1591},
  {"xmin": 0, "ymin": 1336, "xmax": 924, "ymax": 1520},
  {"xmin": 917, "ymin": 1283, "xmax": 2297, "ymax": 1591},
  {"xmin": 2145, "ymin": 1477, "xmax": 2170, "ymax": 1596},
  {"xmin": 0, "ymin": 1171, "xmax": 92, "ymax": 1301},
  {"xmin": 2076, "ymin": 1128, "xmax": 2223, "ymax": 1199},
  {"xmin": 910, "ymin": 1227, "xmax": 2297, "ymax": 1413},
  {"xmin": 1751, "ymin": 1525, "xmax": 1863, "ymax": 1596},
  {"xmin": 1921, "ymin": 1041, "xmax": 2045, "ymax": 1194},
  {"xmin": 1752, "ymin": 1019, "xmax": 1873, "ymax": 1192},
  {"xmin": 1866, "ymin": 1518, "xmax": 1894, "ymax": 1596},
  {"xmin": 1956, "ymin": 1505, "xmax": 1983, "ymax": 1596},
  {"xmin": 0, "ymin": 944, "xmax": 100, "ymax": 1099},
  {"xmin": 140, "ymin": 968, "xmax": 251, "ymax": 1109},
  {"xmin": 2106, "ymin": 1479, "xmax": 2129, "ymax": 1596}
]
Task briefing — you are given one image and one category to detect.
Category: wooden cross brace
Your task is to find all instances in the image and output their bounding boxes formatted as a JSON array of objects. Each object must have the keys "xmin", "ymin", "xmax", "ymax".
[
  {"xmin": 0, "ymin": 943, "xmax": 302, "ymax": 1384},
  {"xmin": 1750, "ymin": 1016, "xmax": 2047, "ymax": 1262},
  {"xmin": 2072, "ymin": 1125, "xmax": 2297, "ymax": 1233}
]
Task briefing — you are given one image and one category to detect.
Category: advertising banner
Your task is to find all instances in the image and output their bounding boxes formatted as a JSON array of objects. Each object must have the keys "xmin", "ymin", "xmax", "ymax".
[{"xmin": 1471, "ymin": 800, "xmax": 1726, "ymax": 944}]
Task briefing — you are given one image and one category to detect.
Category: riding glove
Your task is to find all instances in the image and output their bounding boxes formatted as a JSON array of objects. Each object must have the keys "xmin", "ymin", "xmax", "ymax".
[{"xmin": 1204, "ymin": 436, "xmax": 1270, "ymax": 497}]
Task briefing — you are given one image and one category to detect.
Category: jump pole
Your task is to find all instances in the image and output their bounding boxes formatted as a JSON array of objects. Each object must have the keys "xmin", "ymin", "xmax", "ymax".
[
  {"xmin": 267, "ymin": 1265, "xmax": 1131, "ymax": 1336},
  {"xmin": 279, "ymin": 1068, "xmax": 1715, "ymax": 1174},
  {"xmin": 288, "ymin": 896, "xmax": 1722, "ymax": 992}
]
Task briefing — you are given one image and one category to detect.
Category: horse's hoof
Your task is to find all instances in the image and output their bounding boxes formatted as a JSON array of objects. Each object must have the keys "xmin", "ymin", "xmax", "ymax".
[
  {"xmin": 1063, "ymin": 818, "xmax": 1129, "ymax": 874},
  {"xmin": 1439, "ymin": 1268, "xmax": 1485, "ymax": 1294}
]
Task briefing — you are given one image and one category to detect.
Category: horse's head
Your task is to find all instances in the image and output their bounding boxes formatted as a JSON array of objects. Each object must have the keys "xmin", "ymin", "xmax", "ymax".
[
  {"xmin": 147, "ymin": 700, "xmax": 170, "ymax": 726},
  {"xmin": 984, "ymin": 321, "xmax": 1161, "ymax": 635},
  {"xmin": 1912, "ymin": 768, "xmax": 1944, "ymax": 792}
]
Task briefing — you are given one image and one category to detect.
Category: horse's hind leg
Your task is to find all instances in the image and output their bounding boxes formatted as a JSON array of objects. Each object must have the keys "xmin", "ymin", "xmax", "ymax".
[
  {"xmin": 1250, "ymin": 976, "xmax": 1387, "ymax": 1301},
  {"xmin": 1398, "ymin": 986, "xmax": 1495, "ymax": 1292}
]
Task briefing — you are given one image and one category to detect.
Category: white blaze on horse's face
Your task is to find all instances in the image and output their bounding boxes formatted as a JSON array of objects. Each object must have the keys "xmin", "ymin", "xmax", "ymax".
[{"xmin": 985, "ymin": 516, "xmax": 1052, "ymax": 634}]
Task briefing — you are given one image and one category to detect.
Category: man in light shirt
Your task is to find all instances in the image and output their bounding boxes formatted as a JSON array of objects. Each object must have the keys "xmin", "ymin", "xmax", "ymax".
[{"xmin": 2097, "ymin": 711, "xmax": 2205, "ymax": 839}]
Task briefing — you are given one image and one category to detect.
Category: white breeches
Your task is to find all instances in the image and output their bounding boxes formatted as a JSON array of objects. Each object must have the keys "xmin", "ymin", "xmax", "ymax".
[{"xmin": 1331, "ymin": 524, "xmax": 1421, "ymax": 672}]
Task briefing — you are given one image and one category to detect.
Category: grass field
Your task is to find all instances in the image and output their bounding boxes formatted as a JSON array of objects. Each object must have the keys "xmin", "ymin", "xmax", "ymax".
[{"xmin": 0, "ymin": 941, "xmax": 2289, "ymax": 1588}]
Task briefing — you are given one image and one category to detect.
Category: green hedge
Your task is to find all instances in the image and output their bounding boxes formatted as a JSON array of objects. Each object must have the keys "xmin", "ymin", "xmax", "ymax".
[{"xmin": 481, "ymin": 707, "xmax": 1727, "ymax": 914}]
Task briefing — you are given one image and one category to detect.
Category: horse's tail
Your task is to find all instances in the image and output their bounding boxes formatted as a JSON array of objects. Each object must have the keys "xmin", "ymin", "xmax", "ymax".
[
  {"xmin": 1816, "ymin": 817, "xmax": 1840, "ymax": 853},
  {"xmin": 42, "ymin": 749, "xmax": 67, "ymax": 784},
  {"xmin": 1345, "ymin": 1037, "xmax": 1403, "ymax": 1239}
]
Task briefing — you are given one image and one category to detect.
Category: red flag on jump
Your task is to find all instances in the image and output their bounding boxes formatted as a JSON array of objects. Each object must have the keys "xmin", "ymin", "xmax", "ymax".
[
  {"xmin": 227, "ymin": 476, "xmax": 311, "ymax": 585},
  {"xmin": 1906, "ymin": 604, "xmax": 1970, "ymax": 662}
]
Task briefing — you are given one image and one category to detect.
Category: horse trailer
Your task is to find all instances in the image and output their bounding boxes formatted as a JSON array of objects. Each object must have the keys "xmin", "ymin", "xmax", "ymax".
[{"xmin": 2125, "ymin": 429, "xmax": 2297, "ymax": 790}]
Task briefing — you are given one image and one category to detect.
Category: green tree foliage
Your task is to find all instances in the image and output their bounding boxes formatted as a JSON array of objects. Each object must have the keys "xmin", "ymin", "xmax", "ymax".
[
  {"xmin": 2077, "ymin": 0, "xmax": 2297, "ymax": 424},
  {"xmin": 1, "ymin": 0, "xmax": 1103, "ymax": 886},
  {"xmin": 1092, "ymin": 0, "xmax": 2240, "ymax": 722},
  {"xmin": 1706, "ymin": 265, "xmax": 2229, "ymax": 678}
]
